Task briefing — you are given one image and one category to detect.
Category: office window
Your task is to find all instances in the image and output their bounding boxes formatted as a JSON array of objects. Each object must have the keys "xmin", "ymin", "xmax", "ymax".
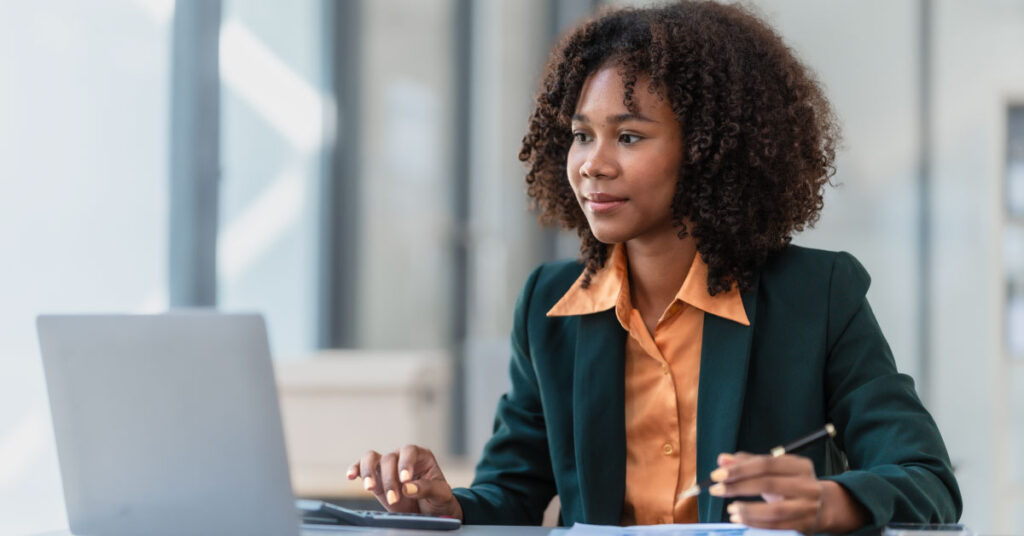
[
  {"xmin": 0, "ymin": 1, "xmax": 172, "ymax": 533},
  {"xmin": 217, "ymin": 0, "xmax": 329, "ymax": 357}
]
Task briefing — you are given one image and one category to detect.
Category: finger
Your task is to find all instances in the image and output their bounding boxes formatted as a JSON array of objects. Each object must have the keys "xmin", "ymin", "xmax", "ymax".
[
  {"xmin": 715, "ymin": 451, "xmax": 752, "ymax": 475},
  {"xmin": 711, "ymin": 452, "xmax": 754, "ymax": 482},
  {"xmin": 402, "ymin": 477, "xmax": 455, "ymax": 511},
  {"xmin": 719, "ymin": 451, "xmax": 755, "ymax": 465},
  {"xmin": 359, "ymin": 451, "xmax": 382, "ymax": 493},
  {"xmin": 380, "ymin": 451, "xmax": 402, "ymax": 506},
  {"xmin": 347, "ymin": 461, "xmax": 360, "ymax": 480},
  {"xmin": 710, "ymin": 475, "xmax": 820, "ymax": 499},
  {"xmin": 400, "ymin": 477, "xmax": 442, "ymax": 502},
  {"xmin": 729, "ymin": 498, "xmax": 817, "ymax": 525},
  {"xmin": 714, "ymin": 454, "xmax": 815, "ymax": 483},
  {"xmin": 372, "ymin": 463, "xmax": 390, "ymax": 508},
  {"xmin": 398, "ymin": 445, "xmax": 419, "ymax": 483}
]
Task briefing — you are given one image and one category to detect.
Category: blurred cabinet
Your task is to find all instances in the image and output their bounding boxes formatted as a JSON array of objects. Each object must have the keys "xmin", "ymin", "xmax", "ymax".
[{"xmin": 274, "ymin": 350, "xmax": 473, "ymax": 499}]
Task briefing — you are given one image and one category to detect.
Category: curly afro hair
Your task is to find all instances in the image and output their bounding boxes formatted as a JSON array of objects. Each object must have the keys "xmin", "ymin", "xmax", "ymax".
[{"xmin": 519, "ymin": 0, "xmax": 840, "ymax": 296}]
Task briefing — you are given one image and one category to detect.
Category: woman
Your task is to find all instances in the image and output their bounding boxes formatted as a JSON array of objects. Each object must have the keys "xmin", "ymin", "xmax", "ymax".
[{"xmin": 347, "ymin": 2, "xmax": 962, "ymax": 533}]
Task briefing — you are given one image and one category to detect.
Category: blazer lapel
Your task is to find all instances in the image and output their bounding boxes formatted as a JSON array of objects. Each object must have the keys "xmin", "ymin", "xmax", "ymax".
[
  {"xmin": 696, "ymin": 280, "xmax": 759, "ymax": 522},
  {"xmin": 572, "ymin": 309, "xmax": 628, "ymax": 525}
]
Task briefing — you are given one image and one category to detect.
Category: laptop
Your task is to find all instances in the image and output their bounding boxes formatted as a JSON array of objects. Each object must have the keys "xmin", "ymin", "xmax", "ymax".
[{"xmin": 36, "ymin": 313, "xmax": 300, "ymax": 536}]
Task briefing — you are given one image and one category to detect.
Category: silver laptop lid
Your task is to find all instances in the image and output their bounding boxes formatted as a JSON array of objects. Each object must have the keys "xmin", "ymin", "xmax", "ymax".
[{"xmin": 37, "ymin": 313, "xmax": 300, "ymax": 536}]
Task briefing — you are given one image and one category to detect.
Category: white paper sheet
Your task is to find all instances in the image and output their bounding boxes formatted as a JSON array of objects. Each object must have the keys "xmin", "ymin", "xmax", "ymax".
[{"xmin": 567, "ymin": 522, "xmax": 802, "ymax": 536}]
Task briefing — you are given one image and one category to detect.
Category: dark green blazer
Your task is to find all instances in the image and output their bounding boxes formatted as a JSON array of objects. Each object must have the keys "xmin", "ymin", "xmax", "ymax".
[{"xmin": 452, "ymin": 245, "xmax": 961, "ymax": 530}]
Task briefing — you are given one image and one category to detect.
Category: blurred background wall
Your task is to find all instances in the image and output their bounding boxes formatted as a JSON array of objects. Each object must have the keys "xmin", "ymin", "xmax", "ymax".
[{"xmin": 2, "ymin": 0, "xmax": 1023, "ymax": 533}]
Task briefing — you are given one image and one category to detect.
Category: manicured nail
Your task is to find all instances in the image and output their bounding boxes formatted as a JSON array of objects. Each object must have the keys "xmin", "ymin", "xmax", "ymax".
[
  {"xmin": 404, "ymin": 482, "xmax": 419, "ymax": 495},
  {"xmin": 386, "ymin": 490, "xmax": 398, "ymax": 505},
  {"xmin": 709, "ymin": 483, "xmax": 726, "ymax": 496},
  {"xmin": 726, "ymin": 503, "xmax": 738, "ymax": 515},
  {"xmin": 363, "ymin": 477, "xmax": 374, "ymax": 490},
  {"xmin": 400, "ymin": 469, "xmax": 411, "ymax": 482},
  {"xmin": 718, "ymin": 453, "xmax": 734, "ymax": 464},
  {"xmin": 347, "ymin": 468, "xmax": 357, "ymax": 479},
  {"xmin": 730, "ymin": 514, "xmax": 742, "ymax": 524},
  {"xmin": 710, "ymin": 468, "xmax": 728, "ymax": 482}
]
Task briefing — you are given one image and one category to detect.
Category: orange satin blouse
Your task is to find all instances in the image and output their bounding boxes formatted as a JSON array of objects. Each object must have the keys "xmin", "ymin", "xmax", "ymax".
[{"xmin": 548, "ymin": 244, "xmax": 749, "ymax": 525}]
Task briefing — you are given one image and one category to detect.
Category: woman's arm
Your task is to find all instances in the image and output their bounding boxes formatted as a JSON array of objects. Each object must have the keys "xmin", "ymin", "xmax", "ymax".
[
  {"xmin": 707, "ymin": 252, "xmax": 961, "ymax": 534},
  {"xmin": 450, "ymin": 265, "xmax": 558, "ymax": 525},
  {"xmin": 819, "ymin": 252, "xmax": 962, "ymax": 529}
]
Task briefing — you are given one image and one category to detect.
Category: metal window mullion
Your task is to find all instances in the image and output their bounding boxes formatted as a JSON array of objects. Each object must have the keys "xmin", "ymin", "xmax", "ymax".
[
  {"xmin": 449, "ymin": 0, "xmax": 473, "ymax": 456},
  {"xmin": 318, "ymin": 0, "xmax": 362, "ymax": 349},
  {"xmin": 169, "ymin": 0, "xmax": 222, "ymax": 308}
]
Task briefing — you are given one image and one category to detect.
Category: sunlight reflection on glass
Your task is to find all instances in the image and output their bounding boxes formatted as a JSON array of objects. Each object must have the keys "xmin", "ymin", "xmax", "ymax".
[
  {"xmin": 131, "ymin": 0, "xmax": 174, "ymax": 24},
  {"xmin": 218, "ymin": 165, "xmax": 307, "ymax": 283},
  {"xmin": 220, "ymin": 19, "xmax": 327, "ymax": 154}
]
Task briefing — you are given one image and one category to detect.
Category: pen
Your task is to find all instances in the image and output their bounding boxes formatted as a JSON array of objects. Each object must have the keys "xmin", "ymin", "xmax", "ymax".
[{"xmin": 678, "ymin": 423, "xmax": 836, "ymax": 500}]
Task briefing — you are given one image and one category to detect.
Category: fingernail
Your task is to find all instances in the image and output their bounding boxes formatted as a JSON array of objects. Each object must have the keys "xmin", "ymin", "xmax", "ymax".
[
  {"xmin": 386, "ymin": 490, "xmax": 398, "ymax": 505},
  {"xmin": 730, "ymin": 514, "xmax": 742, "ymax": 524},
  {"xmin": 400, "ymin": 469, "xmax": 411, "ymax": 482},
  {"xmin": 718, "ymin": 453, "xmax": 734, "ymax": 464},
  {"xmin": 347, "ymin": 468, "xmax": 356, "ymax": 479},
  {"xmin": 363, "ymin": 477, "xmax": 374, "ymax": 490},
  {"xmin": 710, "ymin": 468, "xmax": 728, "ymax": 482},
  {"xmin": 726, "ymin": 503, "xmax": 737, "ymax": 515},
  {"xmin": 709, "ymin": 483, "xmax": 726, "ymax": 497},
  {"xmin": 404, "ymin": 482, "xmax": 419, "ymax": 495}
]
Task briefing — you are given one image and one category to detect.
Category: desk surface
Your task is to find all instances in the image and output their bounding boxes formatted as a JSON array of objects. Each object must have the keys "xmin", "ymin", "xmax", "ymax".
[{"xmin": 35, "ymin": 525, "xmax": 567, "ymax": 536}]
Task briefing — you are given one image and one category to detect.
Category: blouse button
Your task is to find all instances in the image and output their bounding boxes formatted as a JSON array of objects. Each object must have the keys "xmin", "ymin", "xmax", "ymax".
[{"xmin": 662, "ymin": 442, "xmax": 674, "ymax": 455}]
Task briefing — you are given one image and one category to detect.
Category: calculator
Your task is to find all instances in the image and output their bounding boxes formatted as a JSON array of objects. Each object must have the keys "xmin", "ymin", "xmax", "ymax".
[{"xmin": 296, "ymin": 499, "xmax": 462, "ymax": 531}]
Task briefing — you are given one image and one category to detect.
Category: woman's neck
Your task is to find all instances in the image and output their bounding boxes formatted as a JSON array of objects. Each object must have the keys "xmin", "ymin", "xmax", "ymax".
[{"xmin": 624, "ymin": 235, "xmax": 698, "ymax": 328}]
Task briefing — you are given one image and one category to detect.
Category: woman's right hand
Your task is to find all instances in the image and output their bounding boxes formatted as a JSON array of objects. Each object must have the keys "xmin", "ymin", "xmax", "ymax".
[{"xmin": 348, "ymin": 445, "xmax": 463, "ymax": 521}]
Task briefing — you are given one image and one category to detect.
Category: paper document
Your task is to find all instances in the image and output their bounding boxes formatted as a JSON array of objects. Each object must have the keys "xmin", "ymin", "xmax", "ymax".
[{"xmin": 567, "ymin": 523, "xmax": 802, "ymax": 536}]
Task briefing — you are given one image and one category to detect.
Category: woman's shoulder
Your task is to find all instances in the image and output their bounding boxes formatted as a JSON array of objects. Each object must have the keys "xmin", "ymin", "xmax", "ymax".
[
  {"xmin": 520, "ymin": 259, "xmax": 586, "ymax": 312},
  {"xmin": 760, "ymin": 244, "xmax": 872, "ymax": 299}
]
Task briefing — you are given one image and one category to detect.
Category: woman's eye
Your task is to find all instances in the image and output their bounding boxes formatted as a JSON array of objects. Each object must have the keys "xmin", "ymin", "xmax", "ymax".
[
  {"xmin": 619, "ymin": 133, "xmax": 641, "ymax": 144},
  {"xmin": 572, "ymin": 132, "xmax": 590, "ymax": 143}
]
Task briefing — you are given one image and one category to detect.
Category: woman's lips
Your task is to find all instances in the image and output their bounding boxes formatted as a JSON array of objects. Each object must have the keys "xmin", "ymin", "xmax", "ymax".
[{"xmin": 585, "ymin": 193, "xmax": 628, "ymax": 214}]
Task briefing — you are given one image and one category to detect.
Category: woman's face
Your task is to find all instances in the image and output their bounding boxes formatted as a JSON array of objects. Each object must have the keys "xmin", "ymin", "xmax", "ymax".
[{"xmin": 567, "ymin": 65, "xmax": 684, "ymax": 246}]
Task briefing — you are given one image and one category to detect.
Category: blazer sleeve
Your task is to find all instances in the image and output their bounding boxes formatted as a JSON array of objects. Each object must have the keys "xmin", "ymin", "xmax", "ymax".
[
  {"xmin": 451, "ymin": 265, "xmax": 557, "ymax": 525},
  {"xmin": 821, "ymin": 252, "xmax": 963, "ymax": 529}
]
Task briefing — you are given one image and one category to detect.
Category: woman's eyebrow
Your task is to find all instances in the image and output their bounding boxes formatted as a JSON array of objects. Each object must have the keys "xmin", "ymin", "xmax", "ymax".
[{"xmin": 571, "ymin": 112, "xmax": 658, "ymax": 124}]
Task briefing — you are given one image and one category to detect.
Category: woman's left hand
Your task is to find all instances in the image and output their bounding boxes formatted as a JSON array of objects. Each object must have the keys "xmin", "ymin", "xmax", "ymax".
[{"xmin": 709, "ymin": 452, "xmax": 867, "ymax": 535}]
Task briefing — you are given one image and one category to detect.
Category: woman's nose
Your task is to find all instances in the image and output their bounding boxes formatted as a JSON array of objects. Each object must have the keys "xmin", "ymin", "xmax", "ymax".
[{"xmin": 580, "ymin": 147, "xmax": 616, "ymax": 179}]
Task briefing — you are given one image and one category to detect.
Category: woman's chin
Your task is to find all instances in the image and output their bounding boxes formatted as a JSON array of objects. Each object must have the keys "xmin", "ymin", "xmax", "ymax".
[{"xmin": 588, "ymin": 227, "xmax": 630, "ymax": 245}]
